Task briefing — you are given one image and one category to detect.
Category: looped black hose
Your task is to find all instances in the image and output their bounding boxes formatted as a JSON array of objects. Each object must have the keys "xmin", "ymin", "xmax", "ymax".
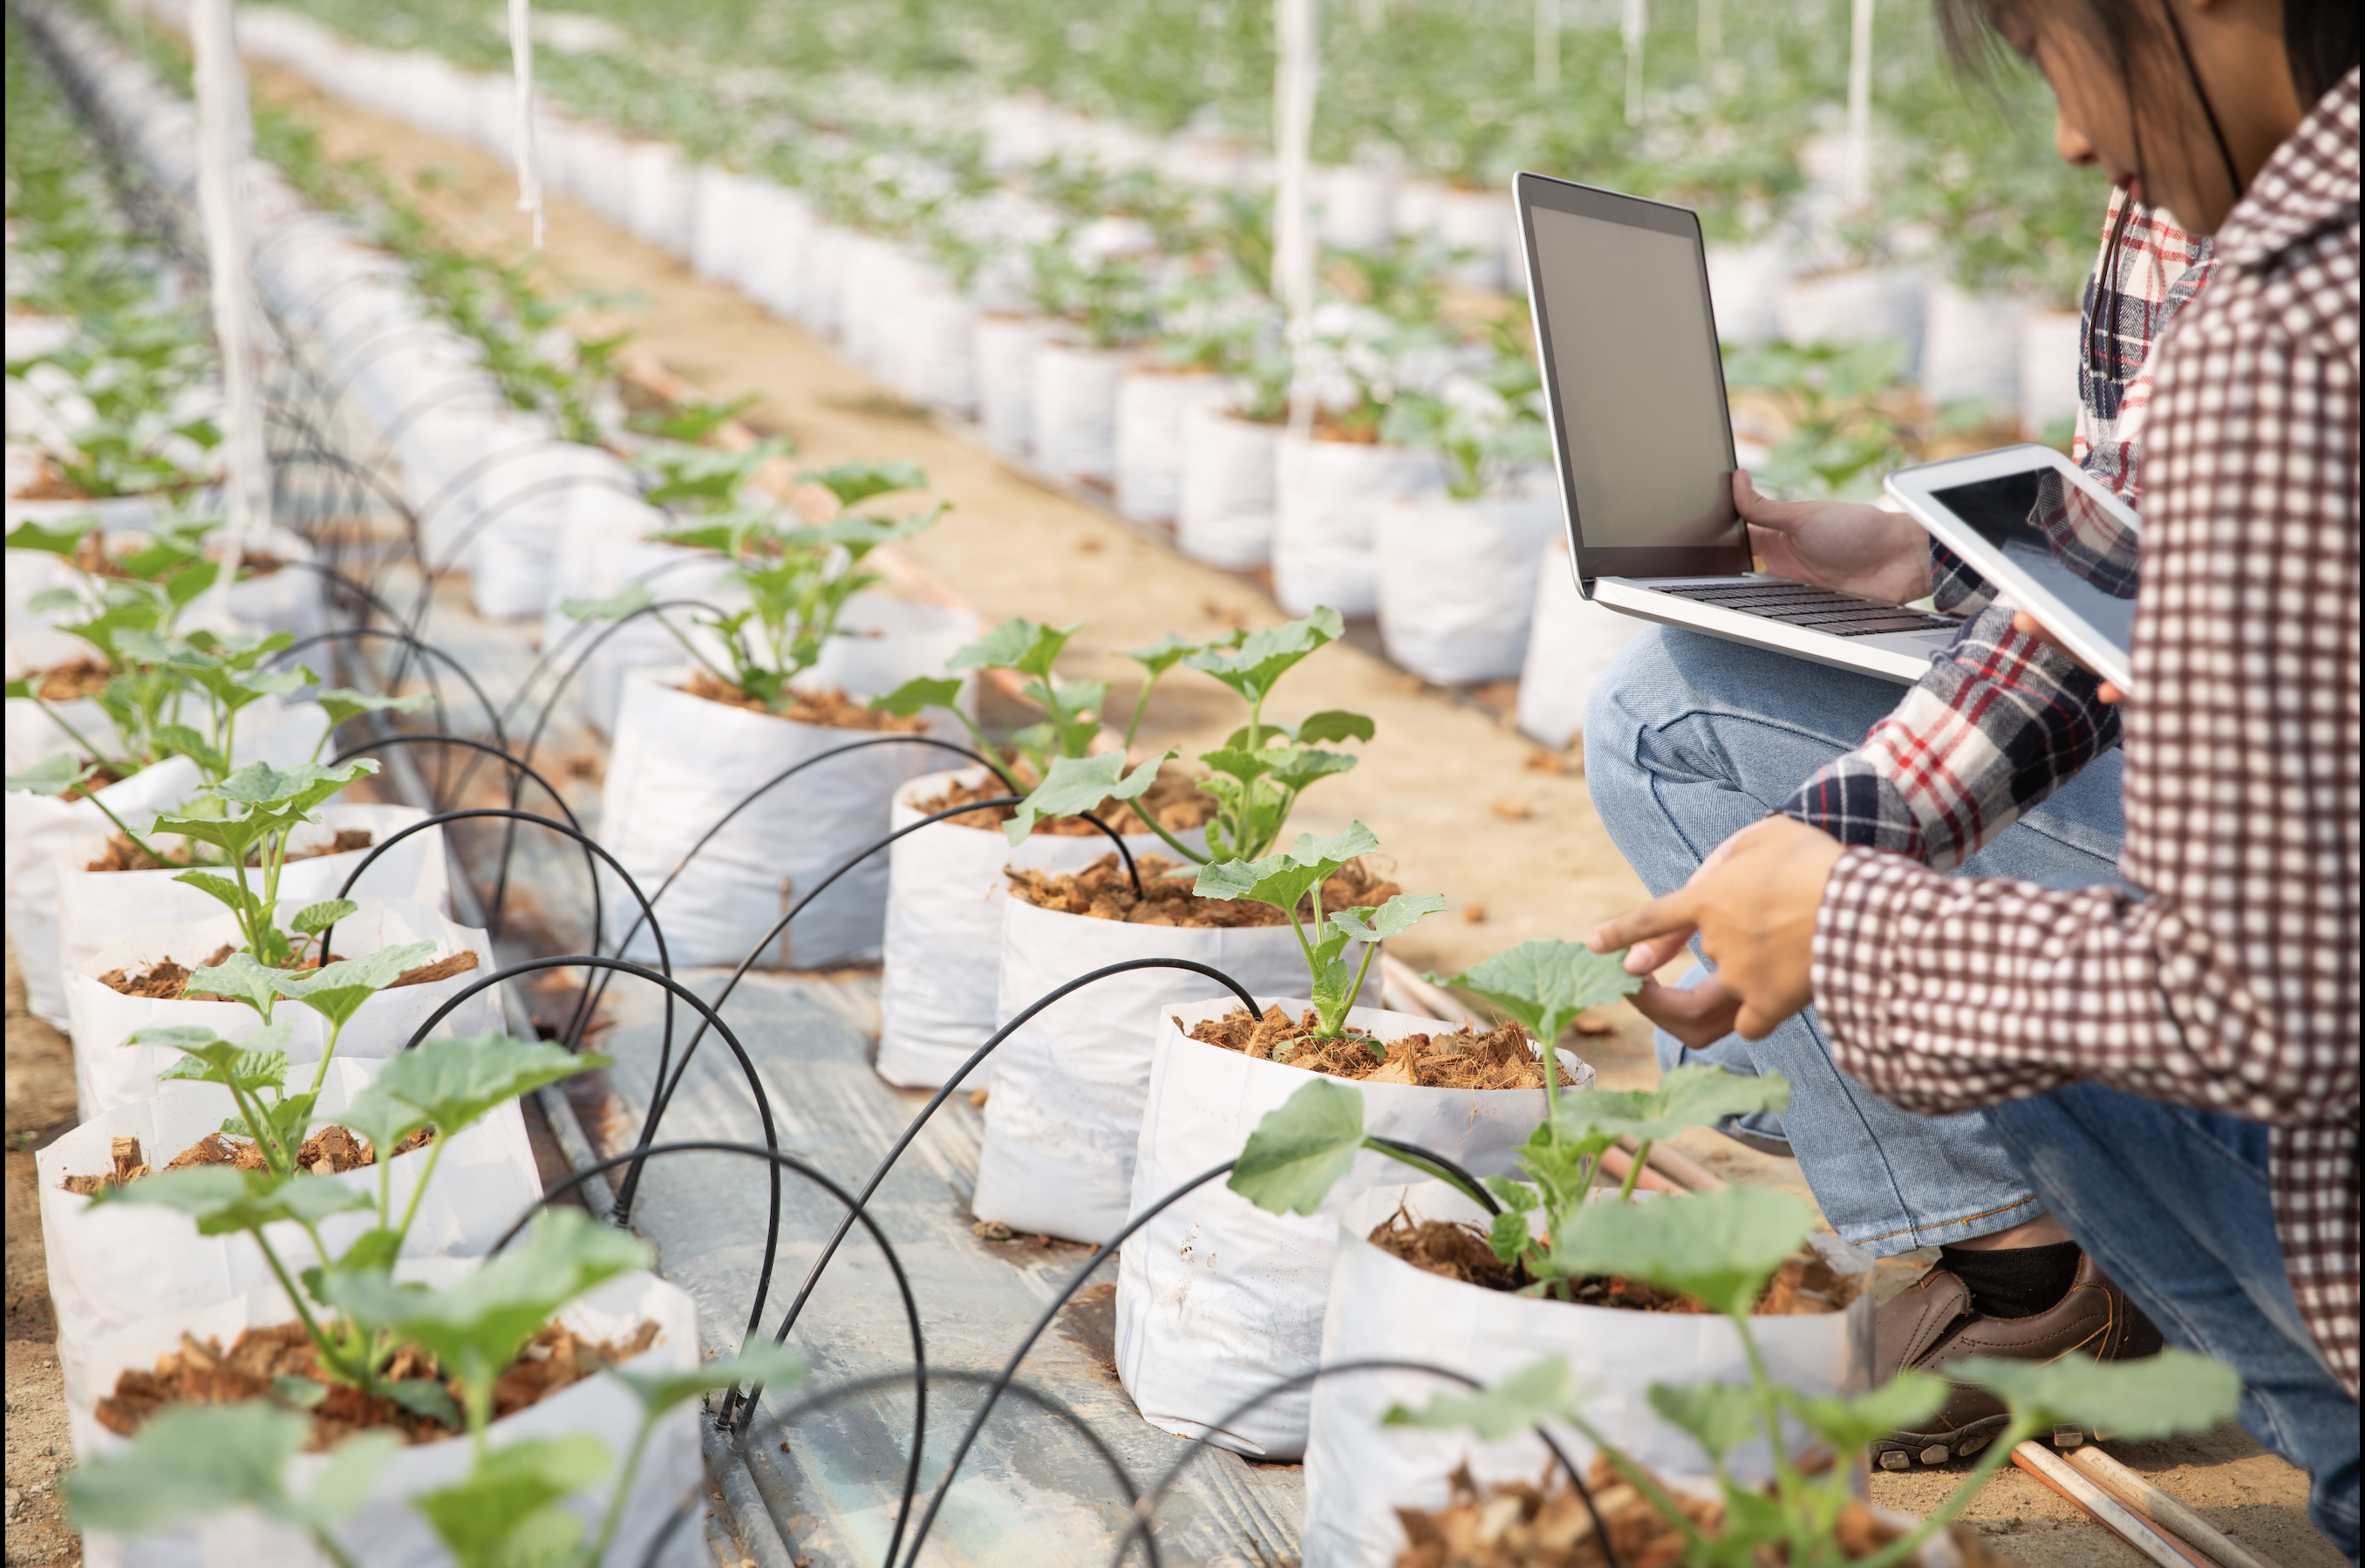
[
  {"xmin": 739, "ymin": 1367, "xmax": 1163, "ymax": 1568},
  {"xmin": 1099, "ymin": 1358, "xmax": 1619, "ymax": 1568},
  {"xmin": 1365, "ymin": 1135, "xmax": 1504, "ymax": 1216},
  {"xmin": 492, "ymin": 1140, "xmax": 928, "ymax": 1568},
  {"xmin": 726, "ymin": 958, "xmax": 1258, "ymax": 1422},
  {"xmin": 269, "ymin": 624, "xmax": 508, "ymax": 758},
  {"xmin": 507, "ymin": 597, "xmax": 732, "ymax": 781},
  {"xmin": 397, "ymin": 957, "xmax": 794, "ymax": 1355},
  {"xmin": 614, "ymin": 793, "xmax": 1147, "ymax": 1220}
]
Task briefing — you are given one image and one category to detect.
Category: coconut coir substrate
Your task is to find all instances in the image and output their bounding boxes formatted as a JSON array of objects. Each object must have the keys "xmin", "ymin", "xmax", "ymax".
[
  {"xmin": 95, "ymin": 1317, "xmax": 660, "ymax": 1449},
  {"xmin": 679, "ymin": 670, "xmax": 929, "ymax": 732},
  {"xmin": 96, "ymin": 944, "xmax": 477, "ymax": 999},
  {"xmin": 85, "ymin": 827, "xmax": 374, "ymax": 875},
  {"xmin": 1392, "ymin": 1456, "xmax": 2000, "ymax": 1568},
  {"xmin": 912, "ymin": 764, "xmax": 1218, "ymax": 837},
  {"xmin": 1006, "ymin": 855, "xmax": 1399, "ymax": 928},
  {"xmin": 1185, "ymin": 1005, "xmax": 1574, "ymax": 1089},
  {"xmin": 1368, "ymin": 1210, "xmax": 1865, "ymax": 1316},
  {"xmin": 59, "ymin": 1125, "xmax": 436, "ymax": 1194}
]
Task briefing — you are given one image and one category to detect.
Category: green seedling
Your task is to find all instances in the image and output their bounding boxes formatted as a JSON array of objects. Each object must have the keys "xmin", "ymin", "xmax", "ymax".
[
  {"xmin": 1184, "ymin": 609, "xmax": 1373, "ymax": 862},
  {"xmin": 5, "ymin": 752, "xmax": 167, "ymax": 862},
  {"xmin": 150, "ymin": 758, "xmax": 379, "ymax": 970},
  {"xmin": 1194, "ymin": 821, "xmax": 1445, "ymax": 1045}
]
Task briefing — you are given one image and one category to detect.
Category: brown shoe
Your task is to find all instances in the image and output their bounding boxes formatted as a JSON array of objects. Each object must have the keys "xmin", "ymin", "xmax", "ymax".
[{"xmin": 1871, "ymin": 1250, "xmax": 2164, "ymax": 1470}]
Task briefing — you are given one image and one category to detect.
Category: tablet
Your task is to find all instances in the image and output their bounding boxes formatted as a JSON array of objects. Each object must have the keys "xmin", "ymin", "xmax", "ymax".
[{"xmin": 1885, "ymin": 444, "xmax": 2140, "ymax": 692}]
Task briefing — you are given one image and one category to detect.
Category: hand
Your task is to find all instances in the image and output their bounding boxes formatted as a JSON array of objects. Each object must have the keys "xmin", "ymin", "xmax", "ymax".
[
  {"xmin": 1737, "ymin": 471, "xmax": 1932, "ymax": 605},
  {"xmin": 1588, "ymin": 816, "xmax": 1847, "ymax": 1041},
  {"xmin": 2009, "ymin": 610, "xmax": 2124, "ymax": 704}
]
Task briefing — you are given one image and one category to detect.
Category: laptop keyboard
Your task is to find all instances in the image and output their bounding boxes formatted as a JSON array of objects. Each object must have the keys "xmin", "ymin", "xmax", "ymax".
[{"xmin": 1654, "ymin": 580, "xmax": 1958, "ymax": 637}]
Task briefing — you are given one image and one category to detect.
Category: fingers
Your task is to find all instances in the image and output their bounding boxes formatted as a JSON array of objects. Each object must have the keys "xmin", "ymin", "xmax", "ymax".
[
  {"xmin": 2011, "ymin": 609, "xmax": 2103, "ymax": 680},
  {"xmin": 2096, "ymin": 682, "xmax": 2123, "ymax": 706},
  {"xmin": 1620, "ymin": 927, "xmax": 1697, "ymax": 976},
  {"xmin": 1586, "ymin": 889, "xmax": 1699, "ymax": 955},
  {"xmin": 1733, "ymin": 470, "xmax": 1812, "ymax": 531},
  {"xmin": 1628, "ymin": 976, "xmax": 1744, "ymax": 1051}
]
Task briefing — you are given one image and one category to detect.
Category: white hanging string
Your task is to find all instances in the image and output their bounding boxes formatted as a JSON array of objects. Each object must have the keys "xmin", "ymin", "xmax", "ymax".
[
  {"xmin": 1844, "ymin": 0, "xmax": 1875, "ymax": 206},
  {"xmin": 1535, "ymin": 0, "xmax": 1560, "ymax": 92},
  {"xmin": 1272, "ymin": 0, "xmax": 1318, "ymax": 441},
  {"xmin": 1622, "ymin": 0, "xmax": 1648, "ymax": 126},
  {"xmin": 508, "ymin": 0, "xmax": 545, "ymax": 248},
  {"xmin": 190, "ymin": 0, "xmax": 267, "ymax": 613}
]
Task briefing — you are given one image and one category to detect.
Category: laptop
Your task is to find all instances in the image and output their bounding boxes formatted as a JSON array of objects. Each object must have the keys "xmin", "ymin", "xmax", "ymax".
[{"xmin": 1515, "ymin": 170, "xmax": 1958, "ymax": 684}]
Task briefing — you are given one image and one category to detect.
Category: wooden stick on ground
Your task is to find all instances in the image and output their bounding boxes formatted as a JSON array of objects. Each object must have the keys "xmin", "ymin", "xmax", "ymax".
[
  {"xmin": 1618, "ymin": 1135, "xmax": 1727, "ymax": 1192},
  {"xmin": 2012, "ymin": 1441, "xmax": 2211, "ymax": 1568},
  {"xmin": 2066, "ymin": 1446, "xmax": 2286, "ymax": 1568}
]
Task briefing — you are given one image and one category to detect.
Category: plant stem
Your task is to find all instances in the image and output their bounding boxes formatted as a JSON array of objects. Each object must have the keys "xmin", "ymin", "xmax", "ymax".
[
  {"xmin": 1559, "ymin": 1408, "xmax": 1712, "ymax": 1558},
  {"xmin": 585, "ymin": 1412, "xmax": 656, "ymax": 1568},
  {"xmin": 1851, "ymin": 1415, "xmax": 2041, "ymax": 1568},
  {"xmin": 1131, "ymin": 809, "xmax": 1210, "ymax": 866},
  {"xmin": 308, "ymin": 1528, "xmax": 364, "ymax": 1568},
  {"xmin": 1617, "ymin": 1139, "xmax": 1653, "ymax": 1203},
  {"xmin": 24, "ymin": 692, "xmax": 138, "ymax": 780},
  {"xmin": 307, "ymin": 1016, "xmax": 345, "ymax": 1095},
  {"xmin": 249, "ymin": 1228, "xmax": 359, "ymax": 1381},
  {"xmin": 1736, "ymin": 1308, "xmax": 1814, "ymax": 1565},
  {"xmin": 388, "ymin": 1130, "xmax": 448, "ymax": 1254}
]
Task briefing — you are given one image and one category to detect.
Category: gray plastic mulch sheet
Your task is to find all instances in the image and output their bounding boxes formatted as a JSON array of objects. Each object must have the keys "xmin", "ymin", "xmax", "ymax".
[{"xmin": 590, "ymin": 967, "xmax": 1305, "ymax": 1567}]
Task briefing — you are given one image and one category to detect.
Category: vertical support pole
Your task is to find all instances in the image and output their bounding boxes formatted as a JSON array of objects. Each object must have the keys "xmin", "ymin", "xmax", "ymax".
[
  {"xmin": 190, "ymin": 0, "xmax": 267, "ymax": 604},
  {"xmin": 1844, "ymin": 0, "xmax": 1875, "ymax": 206},
  {"xmin": 508, "ymin": 0, "xmax": 544, "ymax": 248},
  {"xmin": 1272, "ymin": 0, "xmax": 1318, "ymax": 440},
  {"xmin": 1622, "ymin": 0, "xmax": 1648, "ymax": 126},
  {"xmin": 1535, "ymin": 0, "xmax": 1560, "ymax": 91}
]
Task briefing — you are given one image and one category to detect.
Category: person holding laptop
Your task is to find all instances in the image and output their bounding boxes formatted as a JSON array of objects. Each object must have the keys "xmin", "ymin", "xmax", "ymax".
[{"xmin": 1586, "ymin": 0, "xmax": 2358, "ymax": 1551}]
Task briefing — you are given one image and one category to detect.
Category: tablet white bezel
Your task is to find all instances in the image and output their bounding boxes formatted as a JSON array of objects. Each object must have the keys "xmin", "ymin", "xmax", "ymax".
[{"xmin": 1885, "ymin": 443, "xmax": 2140, "ymax": 692}]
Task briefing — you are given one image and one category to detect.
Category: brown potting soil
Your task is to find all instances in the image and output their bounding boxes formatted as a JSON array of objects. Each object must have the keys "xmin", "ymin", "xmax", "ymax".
[
  {"xmin": 94, "ymin": 944, "xmax": 476, "ymax": 999},
  {"xmin": 678, "ymin": 670, "xmax": 929, "ymax": 732},
  {"xmin": 12, "ymin": 461, "xmax": 91, "ymax": 500},
  {"xmin": 1369, "ymin": 1215, "xmax": 1866, "ymax": 1318},
  {"xmin": 85, "ymin": 827, "xmax": 374, "ymax": 873},
  {"xmin": 912, "ymin": 763, "xmax": 1219, "ymax": 837},
  {"xmin": 95, "ymin": 1316, "xmax": 662, "ymax": 1449},
  {"xmin": 58, "ymin": 1125, "xmax": 437, "ymax": 1194},
  {"xmin": 33, "ymin": 659, "xmax": 113, "ymax": 702},
  {"xmin": 1005, "ymin": 855, "xmax": 1400, "ymax": 928},
  {"xmin": 1392, "ymin": 1456, "xmax": 2000, "ymax": 1568},
  {"xmin": 1184, "ymin": 1006, "xmax": 1574, "ymax": 1089}
]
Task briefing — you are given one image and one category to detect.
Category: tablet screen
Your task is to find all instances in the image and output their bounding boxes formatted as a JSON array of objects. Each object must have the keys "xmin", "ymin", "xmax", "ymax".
[{"xmin": 1927, "ymin": 468, "xmax": 2138, "ymax": 656}]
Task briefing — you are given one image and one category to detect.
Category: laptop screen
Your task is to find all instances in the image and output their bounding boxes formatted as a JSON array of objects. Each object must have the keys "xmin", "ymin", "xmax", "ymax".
[{"xmin": 1518, "ymin": 173, "xmax": 1750, "ymax": 583}]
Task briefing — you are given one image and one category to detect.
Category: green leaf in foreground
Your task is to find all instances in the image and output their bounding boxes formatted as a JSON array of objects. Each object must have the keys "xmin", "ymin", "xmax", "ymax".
[
  {"xmin": 269, "ymin": 941, "xmax": 440, "ymax": 1029},
  {"xmin": 1431, "ymin": 938, "xmax": 1646, "ymax": 1046},
  {"xmin": 1384, "ymin": 1355, "xmax": 1580, "ymax": 1441},
  {"xmin": 412, "ymin": 1434, "xmax": 610, "ymax": 1568},
  {"xmin": 610, "ymin": 1336, "xmax": 809, "ymax": 1417},
  {"xmin": 1951, "ymin": 1347, "xmax": 2241, "ymax": 1439},
  {"xmin": 1330, "ymin": 893, "xmax": 1449, "ymax": 944},
  {"xmin": 1227, "ymin": 1076, "xmax": 1365, "ymax": 1216},
  {"xmin": 1646, "ymin": 1380, "xmax": 1767, "ymax": 1463},
  {"xmin": 5, "ymin": 753, "xmax": 99, "ymax": 797},
  {"xmin": 344, "ymin": 1033, "xmax": 607, "ymax": 1150},
  {"xmin": 1544, "ymin": 1183, "xmax": 1819, "ymax": 1316},
  {"xmin": 1003, "ymin": 750, "xmax": 1170, "ymax": 846},
  {"xmin": 1548, "ymin": 1066, "xmax": 1793, "ymax": 1149},
  {"xmin": 65, "ymin": 1402, "xmax": 396, "ymax": 1539},
  {"xmin": 289, "ymin": 899, "xmax": 358, "ymax": 936},
  {"xmin": 1782, "ymin": 1373, "xmax": 1950, "ymax": 1459},
  {"xmin": 869, "ymin": 674, "xmax": 964, "ymax": 719},
  {"xmin": 558, "ymin": 582, "xmax": 655, "ymax": 623},
  {"xmin": 184, "ymin": 951, "xmax": 286, "ymax": 1018},
  {"xmin": 94, "ymin": 1165, "xmax": 372, "ymax": 1235}
]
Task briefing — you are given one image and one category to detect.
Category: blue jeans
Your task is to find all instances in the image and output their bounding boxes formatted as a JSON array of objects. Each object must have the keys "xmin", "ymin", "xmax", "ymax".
[
  {"xmin": 1585, "ymin": 627, "xmax": 2130, "ymax": 1255},
  {"xmin": 1990, "ymin": 1085, "xmax": 2360, "ymax": 1559}
]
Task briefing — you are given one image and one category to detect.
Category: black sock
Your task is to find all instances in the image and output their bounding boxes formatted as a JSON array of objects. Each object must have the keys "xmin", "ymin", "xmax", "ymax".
[{"xmin": 1939, "ymin": 1241, "xmax": 2083, "ymax": 1319}]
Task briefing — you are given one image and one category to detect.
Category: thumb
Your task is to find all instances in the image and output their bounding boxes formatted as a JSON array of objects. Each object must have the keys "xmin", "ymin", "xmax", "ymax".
[{"xmin": 1734, "ymin": 470, "xmax": 1816, "ymax": 533}]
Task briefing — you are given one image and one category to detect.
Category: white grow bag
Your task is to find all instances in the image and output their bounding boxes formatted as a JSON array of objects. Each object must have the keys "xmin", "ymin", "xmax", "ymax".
[
  {"xmin": 1177, "ymin": 405, "xmax": 1280, "ymax": 569},
  {"xmin": 74, "ymin": 1270, "xmax": 702, "ymax": 1568},
  {"xmin": 875, "ymin": 767, "xmax": 1202, "ymax": 1090},
  {"xmin": 1272, "ymin": 434, "xmax": 1440, "ymax": 618},
  {"xmin": 973, "ymin": 314, "xmax": 1050, "ymax": 457},
  {"xmin": 64, "ymin": 900, "xmax": 501, "ymax": 1120},
  {"xmin": 1115, "ymin": 368, "xmax": 1225, "ymax": 524},
  {"xmin": 598, "ymin": 663, "xmax": 966, "ymax": 970},
  {"xmin": 4, "ymin": 756, "xmax": 198, "ymax": 1033},
  {"xmin": 37, "ymin": 1057, "xmax": 542, "ymax": 1411},
  {"xmin": 51, "ymin": 803, "xmax": 448, "ymax": 998},
  {"xmin": 1032, "ymin": 340, "xmax": 1128, "ymax": 484},
  {"xmin": 974, "ymin": 918, "xmax": 1348, "ymax": 1244},
  {"xmin": 1920, "ymin": 283, "xmax": 2028, "ymax": 411},
  {"xmin": 1115, "ymin": 997, "xmax": 1593, "ymax": 1459},
  {"xmin": 1516, "ymin": 540, "xmax": 1648, "ymax": 750},
  {"xmin": 1373, "ymin": 487, "xmax": 1559, "ymax": 685},
  {"xmin": 1302, "ymin": 1180, "xmax": 1873, "ymax": 1566}
]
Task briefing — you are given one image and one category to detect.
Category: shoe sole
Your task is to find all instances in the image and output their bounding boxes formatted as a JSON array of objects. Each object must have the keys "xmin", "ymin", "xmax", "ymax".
[{"xmin": 1872, "ymin": 1415, "xmax": 2009, "ymax": 1470}]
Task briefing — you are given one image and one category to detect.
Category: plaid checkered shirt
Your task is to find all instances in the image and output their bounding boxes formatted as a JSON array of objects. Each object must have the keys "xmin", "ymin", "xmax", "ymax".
[
  {"xmin": 1812, "ymin": 72, "xmax": 2362, "ymax": 1397},
  {"xmin": 1781, "ymin": 187, "xmax": 2216, "ymax": 865}
]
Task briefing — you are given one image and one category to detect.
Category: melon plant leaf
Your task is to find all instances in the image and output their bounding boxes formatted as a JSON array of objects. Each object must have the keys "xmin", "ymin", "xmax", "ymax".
[
  {"xmin": 1383, "ymin": 1355, "xmax": 1579, "ymax": 1440},
  {"xmin": 1183, "ymin": 607, "xmax": 1343, "ymax": 705},
  {"xmin": 143, "ymin": 1020, "xmax": 291, "ymax": 1095},
  {"xmin": 283, "ymin": 1430, "xmax": 406, "ymax": 1533},
  {"xmin": 1432, "ymin": 939, "xmax": 1646, "ymax": 1046},
  {"xmin": 6, "ymin": 753, "xmax": 99, "ymax": 797},
  {"xmin": 1489, "ymin": 1205, "xmax": 1535, "ymax": 1266},
  {"xmin": 951, "ymin": 617, "xmax": 1074, "ymax": 680},
  {"xmin": 1330, "ymin": 893, "xmax": 1448, "ymax": 944},
  {"xmin": 800, "ymin": 460, "xmax": 926, "ymax": 508},
  {"xmin": 1780, "ymin": 1373, "xmax": 1949, "ymax": 1458},
  {"xmin": 1951, "ymin": 1347, "xmax": 2240, "ymax": 1439},
  {"xmin": 1197, "ymin": 746, "xmax": 1274, "ymax": 787},
  {"xmin": 1122, "ymin": 632, "xmax": 1202, "ymax": 678},
  {"xmin": 1646, "ymin": 1381, "xmax": 1767, "ymax": 1463},
  {"xmin": 383, "ymin": 1378, "xmax": 464, "ymax": 1429},
  {"xmin": 314, "ymin": 688, "xmax": 433, "ymax": 732},
  {"xmin": 170, "ymin": 870, "xmax": 249, "ymax": 918},
  {"xmin": 215, "ymin": 758, "xmax": 376, "ymax": 816},
  {"xmin": 1294, "ymin": 710, "xmax": 1375, "ymax": 746},
  {"xmin": 349, "ymin": 1033, "xmax": 607, "ymax": 1145},
  {"xmin": 1544, "ymin": 1184, "xmax": 1818, "ymax": 1315},
  {"xmin": 151, "ymin": 723, "xmax": 226, "ymax": 778},
  {"xmin": 271, "ymin": 941, "xmax": 440, "ymax": 1030},
  {"xmin": 63, "ymin": 1402, "xmax": 392, "ymax": 1538},
  {"xmin": 558, "ymin": 582, "xmax": 655, "ymax": 623},
  {"xmin": 1228, "ymin": 1076, "xmax": 1365, "ymax": 1215},
  {"xmin": 4, "ymin": 516, "xmax": 99, "ymax": 557},
  {"xmin": 186, "ymin": 951, "xmax": 285, "ymax": 1018},
  {"xmin": 1259, "ymin": 746, "xmax": 1360, "ymax": 793},
  {"xmin": 610, "ymin": 1336, "xmax": 809, "ymax": 1417},
  {"xmin": 412, "ymin": 1433, "xmax": 610, "ymax": 1568},
  {"xmin": 869, "ymin": 675, "xmax": 963, "ymax": 719},
  {"xmin": 94, "ymin": 1165, "xmax": 372, "ymax": 1235},
  {"xmin": 1003, "ymin": 750, "xmax": 1171, "ymax": 845},
  {"xmin": 290, "ymin": 899, "xmax": 358, "ymax": 936},
  {"xmin": 1549, "ymin": 1067, "xmax": 1793, "ymax": 1149}
]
